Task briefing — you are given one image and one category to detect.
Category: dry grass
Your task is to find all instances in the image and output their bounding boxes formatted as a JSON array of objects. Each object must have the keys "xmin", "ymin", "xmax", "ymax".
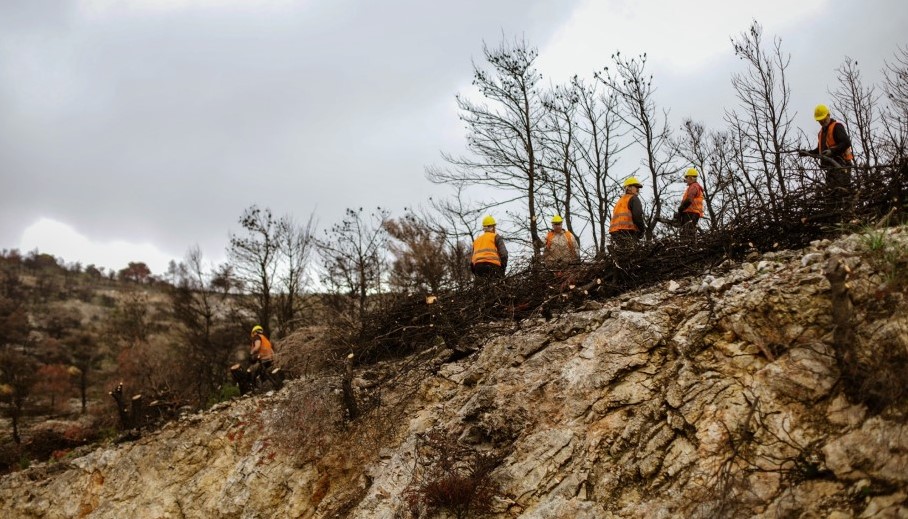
[
  {"xmin": 274, "ymin": 326, "xmax": 348, "ymax": 379},
  {"xmin": 403, "ymin": 429, "xmax": 505, "ymax": 519},
  {"xmin": 267, "ymin": 378, "xmax": 344, "ymax": 465}
]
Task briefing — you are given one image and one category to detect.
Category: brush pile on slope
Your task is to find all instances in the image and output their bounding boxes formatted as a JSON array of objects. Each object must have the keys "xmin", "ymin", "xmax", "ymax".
[{"xmin": 355, "ymin": 162, "xmax": 908, "ymax": 364}]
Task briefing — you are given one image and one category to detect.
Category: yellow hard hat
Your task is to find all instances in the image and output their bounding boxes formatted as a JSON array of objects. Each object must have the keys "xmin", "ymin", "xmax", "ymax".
[
  {"xmin": 684, "ymin": 168, "xmax": 699, "ymax": 177},
  {"xmin": 482, "ymin": 215, "xmax": 496, "ymax": 227},
  {"xmin": 814, "ymin": 104, "xmax": 830, "ymax": 121},
  {"xmin": 622, "ymin": 176, "xmax": 643, "ymax": 188},
  {"xmin": 251, "ymin": 325, "xmax": 264, "ymax": 337},
  {"xmin": 551, "ymin": 215, "xmax": 564, "ymax": 224}
]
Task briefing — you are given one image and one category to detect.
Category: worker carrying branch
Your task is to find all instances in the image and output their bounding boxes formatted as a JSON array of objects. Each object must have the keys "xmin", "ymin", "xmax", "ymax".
[
  {"xmin": 798, "ymin": 104, "xmax": 854, "ymax": 213},
  {"xmin": 798, "ymin": 104, "xmax": 854, "ymax": 167}
]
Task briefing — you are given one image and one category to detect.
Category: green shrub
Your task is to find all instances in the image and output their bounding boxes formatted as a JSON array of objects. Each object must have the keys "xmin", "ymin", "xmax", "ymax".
[{"xmin": 209, "ymin": 383, "xmax": 240, "ymax": 406}]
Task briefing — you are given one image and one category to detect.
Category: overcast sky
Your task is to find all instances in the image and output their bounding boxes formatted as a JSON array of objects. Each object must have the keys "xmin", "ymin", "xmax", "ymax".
[{"xmin": 2, "ymin": 0, "xmax": 906, "ymax": 274}]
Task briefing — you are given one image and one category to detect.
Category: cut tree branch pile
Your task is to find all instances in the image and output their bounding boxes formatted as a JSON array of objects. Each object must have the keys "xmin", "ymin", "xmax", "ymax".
[{"xmin": 353, "ymin": 161, "xmax": 908, "ymax": 364}]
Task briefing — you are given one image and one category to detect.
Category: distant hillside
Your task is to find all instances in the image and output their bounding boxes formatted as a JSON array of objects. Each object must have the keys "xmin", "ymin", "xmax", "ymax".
[{"xmin": 0, "ymin": 251, "xmax": 253, "ymax": 473}]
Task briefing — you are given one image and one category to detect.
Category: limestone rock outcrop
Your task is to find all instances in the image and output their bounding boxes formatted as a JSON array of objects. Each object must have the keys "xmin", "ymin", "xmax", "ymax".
[{"xmin": 2, "ymin": 228, "xmax": 906, "ymax": 518}]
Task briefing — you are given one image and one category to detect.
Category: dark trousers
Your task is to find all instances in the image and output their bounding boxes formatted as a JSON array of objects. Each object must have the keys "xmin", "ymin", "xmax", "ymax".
[
  {"xmin": 609, "ymin": 231, "xmax": 640, "ymax": 259},
  {"xmin": 249, "ymin": 358, "xmax": 274, "ymax": 386},
  {"xmin": 680, "ymin": 213, "xmax": 700, "ymax": 243},
  {"xmin": 825, "ymin": 164, "xmax": 853, "ymax": 216},
  {"xmin": 472, "ymin": 262, "xmax": 503, "ymax": 279}
]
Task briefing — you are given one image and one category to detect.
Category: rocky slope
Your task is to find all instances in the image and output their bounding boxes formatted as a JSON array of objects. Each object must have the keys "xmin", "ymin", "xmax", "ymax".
[{"xmin": 2, "ymin": 228, "xmax": 907, "ymax": 518}]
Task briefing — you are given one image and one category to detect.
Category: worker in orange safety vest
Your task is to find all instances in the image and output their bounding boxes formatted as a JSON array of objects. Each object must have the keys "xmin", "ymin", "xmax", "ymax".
[
  {"xmin": 544, "ymin": 215, "xmax": 579, "ymax": 267},
  {"xmin": 798, "ymin": 103, "xmax": 854, "ymax": 214},
  {"xmin": 609, "ymin": 177, "xmax": 645, "ymax": 251},
  {"xmin": 676, "ymin": 168, "xmax": 704, "ymax": 243},
  {"xmin": 249, "ymin": 324, "xmax": 275, "ymax": 386},
  {"xmin": 471, "ymin": 215, "xmax": 508, "ymax": 279},
  {"xmin": 799, "ymin": 104, "xmax": 854, "ymax": 166}
]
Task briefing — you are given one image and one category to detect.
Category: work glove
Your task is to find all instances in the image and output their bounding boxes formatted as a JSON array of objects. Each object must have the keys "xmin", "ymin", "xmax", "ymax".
[
  {"xmin": 821, "ymin": 149, "xmax": 833, "ymax": 157},
  {"xmin": 797, "ymin": 149, "xmax": 809, "ymax": 157}
]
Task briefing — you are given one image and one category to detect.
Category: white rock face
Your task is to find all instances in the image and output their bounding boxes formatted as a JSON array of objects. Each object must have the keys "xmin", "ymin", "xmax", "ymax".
[{"xmin": 3, "ymin": 229, "xmax": 908, "ymax": 518}]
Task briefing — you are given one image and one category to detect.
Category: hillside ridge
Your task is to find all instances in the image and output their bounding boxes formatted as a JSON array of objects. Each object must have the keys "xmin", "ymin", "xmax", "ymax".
[{"xmin": 2, "ymin": 227, "xmax": 907, "ymax": 518}]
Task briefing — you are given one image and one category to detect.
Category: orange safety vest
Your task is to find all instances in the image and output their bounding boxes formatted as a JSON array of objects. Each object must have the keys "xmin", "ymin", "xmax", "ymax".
[
  {"xmin": 471, "ymin": 232, "xmax": 502, "ymax": 266},
  {"xmin": 252, "ymin": 334, "xmax": 274, "ymax": 361},
  {"xmin": 609, "ymin": 194, "xmax": 639, "ymax": 233},
  {"xmin": 545, "ymin": 230, "xmax": 577, "ymax": 254},
  {"xmin": 818, "ymin": 120, "xmax": 854, "ymax": 161},
  {"xmin": 682, "ymin": 182, "xmax": 704, "ymax": 217}
]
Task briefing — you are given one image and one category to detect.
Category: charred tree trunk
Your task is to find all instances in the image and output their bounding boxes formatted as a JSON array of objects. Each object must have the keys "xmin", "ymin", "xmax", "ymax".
[
  {"xmin": 230, "ymin": 364, "xmax": 252, "ymax": 396},
  {"xmin": 131, "ymin": 395, "xmax": 144, "ymax": 429},
  {"xmin": 342, "ymin": 353, "xmax": 359, "ymax": 421},
  {"xmin": 109, "ymin": 383, "xmax": 130, "ymax": 429}
]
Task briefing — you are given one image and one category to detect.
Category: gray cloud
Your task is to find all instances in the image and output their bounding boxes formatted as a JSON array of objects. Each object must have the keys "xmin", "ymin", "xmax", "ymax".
[
  {"xmin": 2, "ymin": 0, "xmax": 905, "ymax": 271},
  {"xmin": 1, "ymin": 0, "xmax": 579, "ymax": 263}
]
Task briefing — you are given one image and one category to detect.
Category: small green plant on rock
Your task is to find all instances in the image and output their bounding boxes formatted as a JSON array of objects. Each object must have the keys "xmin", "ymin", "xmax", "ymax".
[
  {"xmin": 830, "ymin": 227, "xmax": 908, "ymax": 415},
  {"xmin": 211, "ymin": 383, "xmax": 240, "ymax": 405},
  {"xmin": 859, "ymin": 225, "xmax": 908, "ymax": 291}
]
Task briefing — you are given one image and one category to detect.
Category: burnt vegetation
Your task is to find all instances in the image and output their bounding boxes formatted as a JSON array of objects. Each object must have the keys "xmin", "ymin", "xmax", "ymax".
[
  {"xmin": 2, "ymin": 23, "xmax": 908, "ymax": 482},
  {"xmin": 404, "ymin": 429, "xmax": 505, "ymax": 519},
  {"xmin": 343, "ymin": 29, "xmax": 908, "ymax": 414}
]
